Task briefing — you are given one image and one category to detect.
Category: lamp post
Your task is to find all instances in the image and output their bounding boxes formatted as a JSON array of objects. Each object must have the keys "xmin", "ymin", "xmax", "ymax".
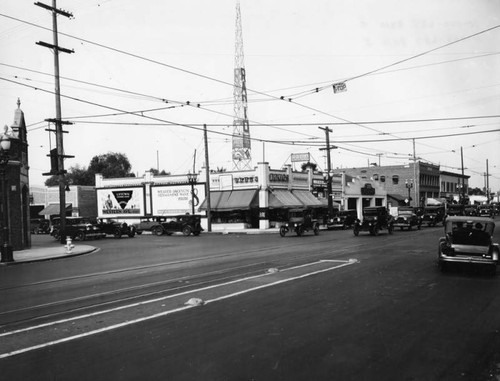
[
  {"xmin": 187, "ymin": 172, "xmax": 198, "ymax": 215},
  {"xmin": 405, "ymin": 179, "xmax": 413, "ymax": 206},
  {"xmin": 0, "ymin": 131, "xmax": 14, "ymax": 263}
]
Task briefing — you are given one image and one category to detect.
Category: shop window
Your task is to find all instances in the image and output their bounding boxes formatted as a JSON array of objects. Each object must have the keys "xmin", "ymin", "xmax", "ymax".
[
  {"xmin": 380, "ymin": 175, "xmax": 386, "ymax": 183},
  {"xmin": 392, "ymin": 175, "xmax": 399, "ymax": 185},
  {"xmin": 373, "ymin": 174, "xmax": 379, "ymax": 181}
]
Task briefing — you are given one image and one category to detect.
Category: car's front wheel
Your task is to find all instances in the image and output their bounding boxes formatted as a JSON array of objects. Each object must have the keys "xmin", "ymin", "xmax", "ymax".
[
  {"xmin": 153, "ymin": 226, "xmax": 164, "ymax": 236},
  {"xmin": 279, "ymin": 226, "xmax": 287, "ymax": 237},
  {"xmin": 182, "ymin": 226, "xmax": 192, "ymax": 236},
  {"xmin": 75, "ymin": 231, "xmax": 86, "ymax": 241},
  {"xmin": 313, "ymin": 224, "xmax": 319, "ymax": 235},
  {"xmin": 113, "ymin": 228, "xmax": 122, "ymax": 238}
]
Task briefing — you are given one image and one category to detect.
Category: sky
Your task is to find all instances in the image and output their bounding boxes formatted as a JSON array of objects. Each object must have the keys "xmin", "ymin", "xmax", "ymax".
[{"xmin": 1, "ymin": 0, "xmax": 499, "ymax": 192}]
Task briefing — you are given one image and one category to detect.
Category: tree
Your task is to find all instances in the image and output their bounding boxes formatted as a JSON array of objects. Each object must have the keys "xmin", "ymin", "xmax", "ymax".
[
  {"xmin": 148, "ymin": 168, "xmax": 171, "ymax": 176},
  {"xmin": 301, "ymin": 162, "xmax": 317, "ymax": 172},
  {"xmin": 44, "ymin": 152, "xmax": 135, "ymax": 187}
]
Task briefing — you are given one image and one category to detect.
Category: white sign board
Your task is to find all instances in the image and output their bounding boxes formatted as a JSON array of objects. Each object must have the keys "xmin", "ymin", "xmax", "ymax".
[
  {"xmin": 152, "ymin": 184, "xmax": 205, "ymax": 216},
  {"xmin": 97, "ymin": 187, "xmax": 144, "ymax": 218}
]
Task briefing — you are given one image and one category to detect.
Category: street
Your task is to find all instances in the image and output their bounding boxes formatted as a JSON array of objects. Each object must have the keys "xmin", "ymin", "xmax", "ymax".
[{"xmin": 1, "ymin": 225, "xmax": 500, "ymax": 381}]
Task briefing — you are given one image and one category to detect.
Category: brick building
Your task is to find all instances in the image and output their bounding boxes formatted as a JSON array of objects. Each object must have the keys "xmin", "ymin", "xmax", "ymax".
[
  {"xmin": 1, "ymin": 99, "xmax": 31, "ymax": 251},
  {"xmin": 333, "ymin": 162, "xmax": 445, "ymax": 207}
]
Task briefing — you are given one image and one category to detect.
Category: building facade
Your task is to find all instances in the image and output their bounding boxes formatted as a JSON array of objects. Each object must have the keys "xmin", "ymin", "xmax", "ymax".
[
  {"xmin": 31, "ymin": 185, "xmax": 98, "ymax": 219},
  {"xmin": 1, "ymin": 100, "xmax": 30, "ymax": 251},
  {"xmin": 334, "ymin": 162, "xmax": 446, "ymax": 207}
]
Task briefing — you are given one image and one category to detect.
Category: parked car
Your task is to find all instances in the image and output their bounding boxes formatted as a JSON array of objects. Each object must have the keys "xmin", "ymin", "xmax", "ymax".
[
  {"xmin": 421, "ymin": 206, "xmax": 445, "ymax": 227},
  {"xmin": 95, "ymin": 219, "xmax": 136, "ymax": 238},
  {"xmin": 132, "ymin": 217, "xmax": 166, "ymax": 235},
  {"xmin": 153, "ymin": 214, "xmax": 203, "ymax": 236},
  {"xmin": 51, "ymin": 217, "xmax": 105, "ymax": 241},
  {"xmin": 444, "ymin": 204, "xmax": 464, "ymax": 221},
  {"xmin": 464, "ymin": 205, "xmax": 478, "ymax": 217},
  {"xmin": 438, "ymin": 216, "xmax": 498, "ymax": 274},
  {"xmin": 327, "ymin": 209, "xmax": 357, "ymax": 230},
  {"xmin": 353, "ymin": 206, "xmax": 394, "ymax": 236},
  {"xmin": 280, "ymin": 208, "xmax": 319, "ymax": 237},
  {"xmin": 393, "ymin": 206, "xmax": 422, "ymax": 231},
  {"xmin": 30, "ymin": 218, "xmax": 51, "ymax": 234},
  {"xmin": 477, "ymin": 204, "xmax": 493, "ymax": 218}
]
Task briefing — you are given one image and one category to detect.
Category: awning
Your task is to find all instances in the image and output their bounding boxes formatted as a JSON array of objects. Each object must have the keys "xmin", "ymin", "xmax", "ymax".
[
  {"xmin": 38, "ymin": 203, "xmax": 72, "ymax": 216},
  {"xmin": 268, "ymin": 189, "xmax": 303, "ymax": 208},
  {"xmin": 388, "ymin": 194, "xmax": 407, "ymax": 202},
  {"xmin": 199, "ymin": 189, "xmax": 258, "ymax": 211},
  {"xmin": 292, "ymin": 190, "xmax": 324, "ymax": 207}
]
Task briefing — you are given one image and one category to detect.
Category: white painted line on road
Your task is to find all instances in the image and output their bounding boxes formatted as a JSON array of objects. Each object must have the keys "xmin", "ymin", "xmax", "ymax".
[{"xmin": 0, "ymin": 259, "xmax": 357, "ymax": 359}]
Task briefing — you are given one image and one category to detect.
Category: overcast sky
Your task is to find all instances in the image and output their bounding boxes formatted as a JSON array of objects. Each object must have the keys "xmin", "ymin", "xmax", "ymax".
[{"xmin": 1, "ymin": 0, "xmax": 499, "ymax": 192}]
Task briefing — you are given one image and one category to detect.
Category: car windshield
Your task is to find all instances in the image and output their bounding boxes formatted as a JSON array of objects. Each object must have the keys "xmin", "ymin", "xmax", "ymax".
[
  {"xmin": 446, "ymin": 219, "xmax": 494, "ymax": 245},
  {"xmin": 364, "ymin": 209, "xmax": 381, "ymax": 216},
  {"xmin": 289, "ymin": 211, "xmax": 304, "ymax": 219}
]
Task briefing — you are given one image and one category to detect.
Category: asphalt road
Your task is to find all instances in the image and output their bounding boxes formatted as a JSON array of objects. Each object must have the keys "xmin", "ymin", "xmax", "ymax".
[{"xmin": 1, "ymin": 224, "xmax": 499, "ymax": 381}]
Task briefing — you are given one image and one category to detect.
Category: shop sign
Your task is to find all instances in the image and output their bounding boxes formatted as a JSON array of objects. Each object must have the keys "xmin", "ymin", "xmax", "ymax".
[
  {"xmin": 361, "ymin": 183, "xmax": 375, "ymax": 196},
  {"xmin": 269, "ymin": 173, "xmax": 289, "ymax": 183},
  {"xmin": 234, "ymin": 176, "xmax": 258, "ymax": 184},
  {"xmin": 97, "ymin": 188, "xmax": 144, "ymax": 217},
  {"xmin": 291, "ymin": 153, "xmax": 310, "ymax": 162}
]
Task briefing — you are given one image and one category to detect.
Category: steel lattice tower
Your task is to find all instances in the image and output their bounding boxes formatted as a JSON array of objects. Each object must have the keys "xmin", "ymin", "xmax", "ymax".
[{"xmin": 232, "ymin": 1, "xmax": 251, "ymax": 170}]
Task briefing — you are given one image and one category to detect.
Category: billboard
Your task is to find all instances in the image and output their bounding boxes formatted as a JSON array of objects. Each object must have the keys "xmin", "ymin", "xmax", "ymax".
[
  {"xmin": 151, "ymin": 184, "xmax": 205, "ymax": 216},
  {"xmin": 97, "ymin": 187, "xmax": 144, "ymax": 218}
]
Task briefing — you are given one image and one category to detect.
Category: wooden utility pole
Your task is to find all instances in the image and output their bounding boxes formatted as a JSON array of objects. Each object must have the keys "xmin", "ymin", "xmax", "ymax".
[
  {"xmin": 36, "ymin": 0, "xmax": 74, "ymax": 243},
  {"xmin": 319, "ymin": 126, "xmax": 336, "ymax": 218},
  {"xmin": 204, "ymin": 124, "xmax": 212, "ymax": 232}
]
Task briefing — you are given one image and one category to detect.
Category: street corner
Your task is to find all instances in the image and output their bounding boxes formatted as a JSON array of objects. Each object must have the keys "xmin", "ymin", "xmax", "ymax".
[{"xmin": 1, "ymin": 244, "xmax": 99, "ymax": 266}]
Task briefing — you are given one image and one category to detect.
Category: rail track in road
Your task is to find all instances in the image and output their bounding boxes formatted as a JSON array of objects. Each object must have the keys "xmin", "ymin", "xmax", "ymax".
[{"xmin": 0, "ymin": 228, "xmax": 438, "ymax": 330}]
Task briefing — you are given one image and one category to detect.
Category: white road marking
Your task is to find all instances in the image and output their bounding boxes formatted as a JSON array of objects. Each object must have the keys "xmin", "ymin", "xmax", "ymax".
[{"xmin": 0, "ymin": 259, "xmax": 357, "ymax": 359}]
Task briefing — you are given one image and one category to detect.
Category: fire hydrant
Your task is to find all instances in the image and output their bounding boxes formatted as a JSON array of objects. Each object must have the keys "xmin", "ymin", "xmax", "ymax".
[{"xmin": 65, "ymin": 237, "xmax": 74, "ymax": 254}]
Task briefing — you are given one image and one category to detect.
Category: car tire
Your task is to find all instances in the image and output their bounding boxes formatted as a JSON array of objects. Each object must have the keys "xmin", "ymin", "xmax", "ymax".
[
  {"xmin": 76, "ymin": 231, "xmax": 86, "ymax": 241},
  {"xmin": 182, "ymin": 226, "xmax": 192, "ymax": 236},
  {"xmin": 388, "ymin": 224, "xmax": 394, "ymax": 234},
  {"xmin": 353, "ymin": 226, "xmax": 360, "ymax": 236},
  {"xmin": 373, "ymin": 226, "xmax": 379, "ymax": 236},
  {"xmin": 296, "ymin": 227, "xmax": 303, "ymax": 237},
  {"xmin": 193, "ymin": 231, "xmax": 200, "ymax": 236},
  {"xmin": 279, "ymin": 226, "xmax": 287, "ymax": 237},
  {"xmin": 153, "ymin": 226, "xmax": 164, "ymax": 236},
  {"xmin": 114, "ymin": 228, "xmax": 122, "ymax": 238},
  {"xmin": 313, "ymin": 224, "xmax": 319, "ymax": 235}
]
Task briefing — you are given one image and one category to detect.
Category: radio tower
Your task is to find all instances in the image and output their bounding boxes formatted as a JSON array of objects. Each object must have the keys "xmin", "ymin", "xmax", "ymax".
[{"xmin": 232, "ymin": 0, "xmax": 251, "ymax": 170}]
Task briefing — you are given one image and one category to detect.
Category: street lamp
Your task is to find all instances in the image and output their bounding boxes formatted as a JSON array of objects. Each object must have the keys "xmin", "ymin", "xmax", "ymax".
[
  {"xmin": 187, "ymin": 172, "xmax": 198, "ymax": 215},
  {"xmin": 405, "ymin": 179, "xmax": 414, "ymax": 206},
  {"xmin": 0, "ymin": 130, "xmax": 14, "ymax": 262}
]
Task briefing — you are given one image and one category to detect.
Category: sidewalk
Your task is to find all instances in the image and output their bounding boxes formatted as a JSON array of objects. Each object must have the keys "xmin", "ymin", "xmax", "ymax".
[
  {"xmin": 0, "ymin": 238, "xmax": 98, "ymax": 266},
  {"xmin": 0, "ymin": 228, "xmax": 281, "ymax": 266}
]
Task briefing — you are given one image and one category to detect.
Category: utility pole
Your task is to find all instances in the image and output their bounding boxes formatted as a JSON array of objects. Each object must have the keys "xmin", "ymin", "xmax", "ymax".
[
  {"xmin": 460, "ymin": 146, "xmax": 466, "ymax": 204},
  {"xmin": 319, "ymin": 126, "xmax": 337, "ymax": 219},
  {"xmin": 204, "ymin": 124, "xmax": 212, "ymax": 232},
  {"xmin": 486, "ymin": 159, "xmax": 490, "ymax": 202},
  {"xmin": 36, "ymin": 0, "xmax": 74, "ymax": 244}
]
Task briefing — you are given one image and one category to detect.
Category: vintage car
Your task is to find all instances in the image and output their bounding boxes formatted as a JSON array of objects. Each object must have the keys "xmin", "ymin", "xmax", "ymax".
[
  {"xmin": 95, "ymin": 219, "xmax": 136, "ymax": 238},
  {"xmin": 279, "ymin": 208, "xmax": 320, "ymax": 237},
  {"xmin": 51, "ymin": 217, "xmax": 105, "ymax": 241},
  {"xmin": 445, "ymin": 204, "xmax": 464, "ymax": 219},
  {"xmin": 132, "ymin": 217, "xmax": 166, "ymax": 235},
  {"xmin": 327, "ymin": 209, "xmax": 357, "ymax": 230},
  {"xmin": 393, "ymin": 206, "xmax": 422, "ymax": 231},
  {"xmin": 421, "ymin": 206, "xmax": 445, "ymax": 227},
  {"xmin": 353, "ymin": 206, "xmax": 394, "ymax": 236},
  {"xmin": 30, "ymin": 218, "xmax": 51, "ymax": 234},
  {"xmin": 438, "ymin": 216, "xmax": 498, "ymax": 274},
  {"xmin": 153, "ymin": 214, "xmax": 203, "ymax": 236},
  {"xmin": 477, "ymin": 204, "xmax": 493, "ymax": 218},
  {"xmin": 464, "ymin": 205, "xmax": 478, "ymax": 217}
]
